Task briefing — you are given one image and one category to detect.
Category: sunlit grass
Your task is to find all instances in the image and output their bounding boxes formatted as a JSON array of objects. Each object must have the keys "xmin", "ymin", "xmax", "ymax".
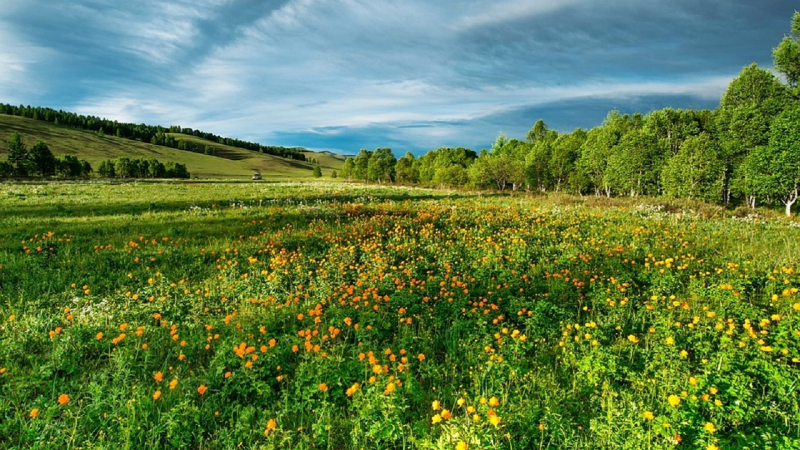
[{"xmin": 1, "ymin": 181, "xmax": 799, "ymax": 449}]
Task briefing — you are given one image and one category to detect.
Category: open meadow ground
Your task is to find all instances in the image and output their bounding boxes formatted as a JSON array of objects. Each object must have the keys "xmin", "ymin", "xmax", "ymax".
[{"xmin": 1, "ymin": 181, "xmax": 799, "ymax": 449}]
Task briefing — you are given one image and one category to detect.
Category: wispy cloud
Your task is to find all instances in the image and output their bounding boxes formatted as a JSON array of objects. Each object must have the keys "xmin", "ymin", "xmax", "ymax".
[{"xmin": 1, "ymin": 0, "xmax": 796, "ymax": 153}]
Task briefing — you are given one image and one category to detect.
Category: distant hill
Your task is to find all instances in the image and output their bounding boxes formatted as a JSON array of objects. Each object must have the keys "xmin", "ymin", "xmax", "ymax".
[{"xmin": 0, "ymin": 114, "xmax": 344, "ymax": 179}]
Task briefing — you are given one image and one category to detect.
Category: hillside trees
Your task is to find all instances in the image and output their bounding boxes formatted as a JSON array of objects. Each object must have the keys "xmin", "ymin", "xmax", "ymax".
[{"xmin": 773, "ymin": 11, "xmax": 800, "ymax": 88}]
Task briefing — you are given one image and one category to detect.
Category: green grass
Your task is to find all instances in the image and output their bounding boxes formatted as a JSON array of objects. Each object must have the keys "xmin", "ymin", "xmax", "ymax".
[
  {"xmin": 0, "ymin": 115, "xmax": 343, "ymax": 179},
  {"xmin": 1, "ymin": 181, "xmax": 799, "ymax": 449}
]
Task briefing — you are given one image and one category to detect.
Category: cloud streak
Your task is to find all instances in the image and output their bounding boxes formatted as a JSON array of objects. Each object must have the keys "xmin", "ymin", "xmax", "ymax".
[{"xmin": 1, "ymin": 0, "xmax": 796, "ymax": 154}]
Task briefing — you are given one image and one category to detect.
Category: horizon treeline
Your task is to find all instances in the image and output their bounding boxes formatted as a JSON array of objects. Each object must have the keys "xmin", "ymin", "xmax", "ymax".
[
  {"xmin": 0, "ymin": 132, "xmax": 92, "ymax": 178},
  {"xmin": 0, "ymin": 104, "xmax": 307, "ymax": 161},
  {"xmin": 341, "ymin": 12, "xmax": 800, "ymax": 215}
]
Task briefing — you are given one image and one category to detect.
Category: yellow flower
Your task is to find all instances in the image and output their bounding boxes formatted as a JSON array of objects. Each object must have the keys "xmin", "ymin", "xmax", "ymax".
[
  {"xmin": 668, "ymin": 395, "xmax": 681, "ymax": 407},
  {"xmin": 456, "ymin": 441, "xmax": 468, "ymax": 450},
  {"xmin": 643, "ymin": 411, "xmax": 654, "ymax": 420},
  {"xmin": 264, "ymin": 418, "xmax": 277, "ymax": 435},
  {"xmin": 707, "ymin": 445, "xmax": 718, "ymax": 450},
  {"xmin": 704, "ymin": 422, "xmax": 716, "ymax": 433},
  {"xmin": 432, "ymin": 400, "xmax": 441, "ymax": 410},
  {"xmin": 432, "ymin": 414, "xmax": 442, "ymax": 424},
  {"xmin": 489, "ymin": 396, "xmax": 500, "ymax": 407},
  {"xmin": 384, "ymin": 382, "xmax": 396, "ymax": 395},
  {"xmin": 488, "ymin": 410, "xmax": 501, "ymax": 427},
  {"xmin": 628, "ymin": 335, "xmax": 639, "ymax": 344}
]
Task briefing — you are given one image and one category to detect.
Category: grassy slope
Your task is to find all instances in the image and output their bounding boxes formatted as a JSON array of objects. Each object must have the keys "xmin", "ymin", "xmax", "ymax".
[{"xmin": 0, "ymin": 115, "xmax": 343, "ymax": 179}]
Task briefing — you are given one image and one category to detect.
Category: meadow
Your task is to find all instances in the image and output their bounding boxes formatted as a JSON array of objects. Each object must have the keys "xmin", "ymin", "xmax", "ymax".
[{"xmin": 1, "ymin": 180, "xmax": 799, "ymax": 449}]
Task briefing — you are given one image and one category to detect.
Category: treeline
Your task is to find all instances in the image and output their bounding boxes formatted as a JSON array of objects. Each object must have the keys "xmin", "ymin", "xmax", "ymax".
[
  {"xmin": 0, "ymin": 104, "xmax": 307, "ymax": 161},
  {"xmin": 342, "ymin": 12, "xmax": 800, "ymax": 215},
  {"xmin": 0, "ymin": 132, "xmax": 92, "ymax": 178},
  {"xmin": 97, "ymin": 158, "xmax": 190, "ymax": 179}
]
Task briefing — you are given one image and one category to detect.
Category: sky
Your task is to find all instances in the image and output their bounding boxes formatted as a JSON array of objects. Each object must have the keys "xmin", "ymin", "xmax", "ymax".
[{"xmin": 0, "ymin": 0, "xmax": 796, "ymax": 154}]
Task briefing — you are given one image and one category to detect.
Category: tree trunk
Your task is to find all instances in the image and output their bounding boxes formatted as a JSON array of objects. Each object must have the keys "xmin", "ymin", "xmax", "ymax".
[{"xmin": 784, "ymin": 189, "xmax": 798, "ymax": 217}]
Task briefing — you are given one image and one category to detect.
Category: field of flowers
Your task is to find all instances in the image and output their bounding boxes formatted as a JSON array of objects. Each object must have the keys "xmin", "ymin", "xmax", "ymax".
[{"xmin": 1, "ymin": 181, "xmax": 799, "ymax": 449}]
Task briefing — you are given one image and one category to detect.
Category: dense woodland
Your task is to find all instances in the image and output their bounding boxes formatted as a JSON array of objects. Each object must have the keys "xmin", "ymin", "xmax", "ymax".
[
  {"xmin": 0, "ymin": 104, "xmax": 307, "ymax": 161},
  {"xmin": 341, "ymin": 12, "xmax": 800, "ymax": 215}
]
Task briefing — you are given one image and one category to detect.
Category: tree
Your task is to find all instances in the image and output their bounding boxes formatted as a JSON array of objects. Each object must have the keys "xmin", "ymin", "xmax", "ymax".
[
  {"xmin": 6, "ymin": 132, "xmax": 28, "ymax": 176},
  {"xmin": 764, "ymin": 106, "xmax": 800, "ymax": 216},
  {"xmin": 716, "ymin": 64, "xmax": 789, "ymax": 202},
  {"xmin": 773, "ymin": 11, "xmax": 800, "ymax": 88},
  {"xmin": 661, "ymin": 133, "xmax": 724, "ymax": 201},
  {"xmin": 395, "ymin": 151, "xmax": 419, "ymax": 184},
  {"xmin": 341, "ymin": 158, "xmax": 355, "ymax": 180},
  {"xmin": 312, "ymin": 165, "xmax": 322, "ymax": 178},
  {"xmin": 367, "ymin": 148, "xmax": 396, "ymax": 183},
  {"xmin": 471, "ymin": 152, "xmax": 524, "ymax": 191},
  {"xmin": 526, "ymin": 119, "xmax": 548, "ymax": 143},
  {"xmin": 575, "ymin": 111, "xmax": 632, "ymax": 196},
  {"xmin": 605, "ymin": 128, "xmax": 661, "ymax": 196},
  {"xmin": 549, "ymin": 129, "xmax": 586, "ymax": 191},
  {"xmin": 28, "ymin": 141, "xmax": 56, "ymax": 176},
  {"xmin": 353, "ymin": 149, "xmax": 372, "ymax": 181},
  {"xmin": 331, "ymin": 170, "xmax": 338, "ymax": 179}
]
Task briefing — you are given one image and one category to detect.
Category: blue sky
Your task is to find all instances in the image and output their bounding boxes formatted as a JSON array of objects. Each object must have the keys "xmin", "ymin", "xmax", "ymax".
[{"xmin": 0, "ymin": 1, "xmax": 795, "ymax": 154}]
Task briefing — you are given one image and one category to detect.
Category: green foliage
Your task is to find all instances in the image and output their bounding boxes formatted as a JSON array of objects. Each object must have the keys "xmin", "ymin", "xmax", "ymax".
[
  {"xmin": 773, "ymin": 11, "xmax": 800, "ymax": 87},
  {"xmin": 313, "ymin": 165, "xmax": 322, "ymax": 178},
  {"xmin": 28, "ymin": 141, "xmax": 57, "ymax": 176},
  {"xmin": 395, "ymin": 152, "xmax": 419, "ymax": 184},
  {"xmin": 661, "ymin": 133, "xmax": 724, "ymax": 201},
  {"xmin": 367, "ymin": 148, "xmax": 396, "ymax": 183}
]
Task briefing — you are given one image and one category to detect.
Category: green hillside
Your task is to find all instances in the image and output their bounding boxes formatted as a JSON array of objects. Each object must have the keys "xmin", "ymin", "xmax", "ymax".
[{"xmin": 0, "ymin": 114, "xmax": 343, "ymax": 179}]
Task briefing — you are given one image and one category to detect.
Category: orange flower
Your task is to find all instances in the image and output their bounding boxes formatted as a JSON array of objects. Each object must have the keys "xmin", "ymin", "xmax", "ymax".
[
  {"xmin": 489, "ymin": 396, "xmax": 500, "ymax": 407},
  {"xmin": 95, "ymin": 332, "xmax": 104, "ymax": 340},
  {"xmin": 30, "ymin": 408, "xmax": 40, "ymax": 418},
  {"xmin": 58, "ymin": 394, "xmax": 70, "ymax": 405},
  {"xmin": 153, "ymin": 390, "xmax": 162, "ymax": 400},
  {"xmin": 417, "ymin": 353, "xmax": 425, "ymax": 361},
  {"xmin": 198, "ymin": 385, "xmax": 207, "ymax": 395},
  {"xmin": 318, "ymin": 383, "xmax": 328, "ymax": 392},
  {"xmin": 264, "ymin": 418, "xmax": 277, "ymax": 435},
  {"xmin": 384, "ymin": 382, "xmax": 396, "ymax": 395},
  {"xmin": 169, "ymin": 379, "xmax": 178, "ymax": 390},
  {"xmin": 154, "ymin": 371, "xmax": 163, "ymax": 382}
]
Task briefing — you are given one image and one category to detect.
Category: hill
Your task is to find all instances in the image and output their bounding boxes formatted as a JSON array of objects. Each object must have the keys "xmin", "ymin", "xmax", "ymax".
[{"xmin": 0, "ymin": 114, "xmax": 343, "ymax": 179}]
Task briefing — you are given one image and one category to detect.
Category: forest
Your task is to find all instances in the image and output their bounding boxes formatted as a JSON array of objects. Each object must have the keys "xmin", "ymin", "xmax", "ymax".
[
  {"xmin": 340, "ymin": 12, "xmax": 800, "ymax": 215},
  {"xmin": 0, "ymin": 104, "xmax": 307, "ymax": 161}
]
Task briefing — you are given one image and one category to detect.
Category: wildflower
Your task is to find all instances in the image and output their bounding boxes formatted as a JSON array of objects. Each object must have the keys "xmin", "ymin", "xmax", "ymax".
[
  {"xmin": 628, "ymin": 335, "xmax": 639, "ymax": 344},
  {"xmin": 384, "ymin": 382, "xmax": 396, "ymax": 395},
  {"xmin": 169, "ymin": 379, "xmax": 178, "ymax": 390},
  {"xmin": 432, "ymin": 414, "xmax": 442, "ymax": 424},
  {"xmin": 154, "ymin": 371, "xmax": 163, "ymax": 382},
  {"xmin": 668, "ymin": 395, "xmax": 681, "ymax": 407},
  {"xmin": 417, "ymin": 353, "xmax": 425, "ymax": 361},
  {"xmin": 318, "ymin": 383, "xmax": 328, "ymax": 392},
  {"xmin": 153, "ymin": 390, "xmax": 162, "ymax": 400},
  {"xmin": 456, "ymin": 441, "xmax": 468, "ymax": 450},
  {"xmin": 707, "ymin": 445, "xmax": 718, "ymax": 450},
  {"xmin": 489, "ymin": 396, "xmax": 500, "ymax": 407},
  {"xmin": 58, "ymin": 394, "xmax": 70, "ymax": 405},
  {"xmin": 704, "ymin": 422, "xmax": 716, "ymax": 433},
  {"xmin": 441, "ymin": 409, "xmax": 451, "ymax": 419},
  {"xmin": 95, "ymin": 332, "xmax": 104, "ymax": 340},
  {"xmin": 30, "ymin": 408, "xmax": 40, "ymax": 418},
  {"xmin": 488, "ymin": 410, "xmax": 501, "ymax": 427},
  {"xmin": 346, "ymin": 382, "xmax": 359, "ymax": 397},
  {"xmin": 264, "ymin": 418, "xmax": 277, "ymax": 435},
  {"xmin": 198, "ymin": 385, "xmax": 207, "ymax": 395},
  {"xmin": 432, "ymin": 400, "xmax": 441, "ymax": 410},
  {"xmin": 643, "ymin": 411, "xmax": 654, "ymax": 420},
  {"xmin": 457, "ymin": 398, "xmax": 465, "ymax": 407}
]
